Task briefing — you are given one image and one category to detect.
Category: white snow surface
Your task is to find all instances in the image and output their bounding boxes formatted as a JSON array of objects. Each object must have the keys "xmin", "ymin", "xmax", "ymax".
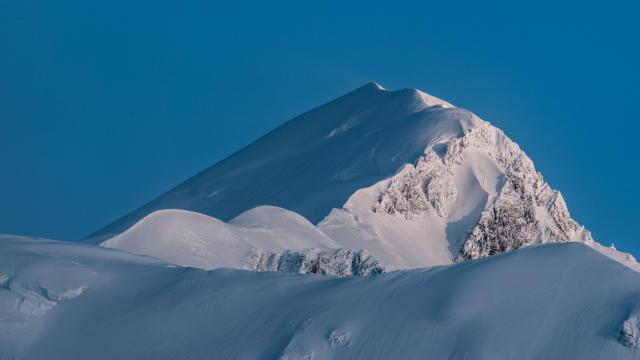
[
  {"xmin": 102, "ymin": 207, "xmax": 338, "ymax": 270},
  {"xmin": 89, "ymin": 82, "xmax": 479, "ymax": 239},
  {"xmin": 93, "ymin": 83, "xmax": 632, "ymax": 273},
  {"xmin": 3, "ymin": 235, "xmax": 640, "ymax": 359}
]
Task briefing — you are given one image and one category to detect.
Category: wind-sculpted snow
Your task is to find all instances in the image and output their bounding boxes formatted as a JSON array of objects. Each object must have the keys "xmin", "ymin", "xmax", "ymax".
[
  {"xmin": 0, "ymin": 235, "xmax": 166, "ymax": 358},
  {"xmin": 88, "ymin": 83, "xmax": 480, "ymax": 240},
  {"xmin": 244, "ymin": 248, "xmax": 385, "ymax": 277},
  {"xmin": 0, "ymin": 273, "xmax": 86, "ymax": 316},
  {"xmin": 3, "ymin": 236, "xmax": 640, "ymax": 359},
  {"xmin": 101, "ymin": 207, "xmax": 339, "ymax": 270}
]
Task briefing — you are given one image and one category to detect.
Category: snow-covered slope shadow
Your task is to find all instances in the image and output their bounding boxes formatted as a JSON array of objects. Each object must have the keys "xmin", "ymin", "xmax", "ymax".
[{"xmin": 3, "ymin": 236, "xmax": 640, "ymax": 359}]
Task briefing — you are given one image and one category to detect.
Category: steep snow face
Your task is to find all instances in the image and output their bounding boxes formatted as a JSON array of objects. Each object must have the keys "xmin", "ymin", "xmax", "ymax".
[
  {"xmin": 89, "ymin": 83, "xmax": 481, "ymax": 240},
  {"xmin": 102, "ymin": 207, "xmax": 340, "ymax": 270},
  {"xmin": 3, "ymin": 236, "xmax": 640, "ymax": 359}
]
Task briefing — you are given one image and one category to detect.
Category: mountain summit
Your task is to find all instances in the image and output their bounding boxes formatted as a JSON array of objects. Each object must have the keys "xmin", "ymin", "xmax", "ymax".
[
  {"xmin": 90, "ymin": 82, "xmax": 460, "ymax": 238},
  {"xmin": 94, "ymin": 83, "xmax": 603, "ymax": 270}
]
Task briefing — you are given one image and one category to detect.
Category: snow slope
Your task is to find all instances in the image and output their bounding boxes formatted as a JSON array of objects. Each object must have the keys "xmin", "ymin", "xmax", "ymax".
[
  {"xmin": 319, "ymin": 120, "xmax": 595, "ymax": 267},
  {"xmin": 93, "ymin": 82, "xmax": 607, "ymax": 272},
  {"xmin": 102, "ymin": 207, "xmax": 342, "ymax": 270},
  {"xmin": 3, "ymin": 235, "xmax": 640, "ymax": 359},
  {"xmin": 87, "ymin": 82, "xmax": 472, "ymax": 240}
]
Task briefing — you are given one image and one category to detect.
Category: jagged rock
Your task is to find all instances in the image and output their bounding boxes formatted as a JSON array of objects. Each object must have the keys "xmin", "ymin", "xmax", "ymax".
[
  {"xmin": 459, "ymin": 154, "xmax": 592, "ymax": 260},
  {"xmin": 328, "ymin": 329, "xmax": 351, "ymax": 348},
  {"xmin": 372, "ymin": 152, "xmax": 456, "ymax": 218},
  {"xmin": 371, "ymin": 122, "xmax": 593, "ymax": 261},
  {"xmin": 371, "ymin": 165, "xmax": 429, "ymax": 218},
  {"xmin": 618, "ymin": 314, "xmax": 640, "ymax": 349},
  {"xmin": 244, "ymin": 248, "xmax": 385, "ymax": 277}
]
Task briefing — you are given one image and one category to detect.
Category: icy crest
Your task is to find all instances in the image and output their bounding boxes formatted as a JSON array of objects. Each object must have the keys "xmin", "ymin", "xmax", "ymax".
[{"xmin": 244, "ymin": 248, "xmax": 385, "ymax": 277}]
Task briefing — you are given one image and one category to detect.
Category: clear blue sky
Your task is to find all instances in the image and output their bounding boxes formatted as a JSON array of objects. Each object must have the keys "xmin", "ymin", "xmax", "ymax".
[{"xmin": 1, "ymin": 1, "xmax": 638, "ymax": 255}]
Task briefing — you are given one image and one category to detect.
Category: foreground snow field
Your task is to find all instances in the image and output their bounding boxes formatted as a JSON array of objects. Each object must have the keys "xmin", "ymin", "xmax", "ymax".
[{"xmin": 1, "ymin": 235, "xmax": 639, "ymax": 359}]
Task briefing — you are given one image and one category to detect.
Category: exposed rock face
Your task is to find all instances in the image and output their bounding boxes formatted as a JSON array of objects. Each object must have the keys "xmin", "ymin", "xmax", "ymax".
[
  {"xmin": 373, "ymin": 122, "xmax": 518, "ymax": 220},
  {"xmin": 372, "ymin": 152, "xmax": 453, "ymax": 218},
  {"xmin": 372, "ymin": 122, "xmax": 593, "ymax": 260},
  {"xmin": 460, "ymin": 154, "xmax": 592, "ymax": 260},
  {"xmin": 244, "ymin": 248, "xmax": 385, "ymax": 277},
  {"xmin": 618, "ymin": 314, "xmax": 640, "ymax": 349}
]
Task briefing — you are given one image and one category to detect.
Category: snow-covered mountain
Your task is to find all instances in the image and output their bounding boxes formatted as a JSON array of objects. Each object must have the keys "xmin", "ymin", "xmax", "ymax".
[
  {"xmin": 88, "ymin": 82, "xmax": 458, "ymax": 239},
  {"xmin": 2, "ymin": 235, "xmax": 640, "ymax": 359},
  {"xmin": 93, "ymin": 83, "xmax": 627, "ymax": 272},
  {"xmin": 2, "ymin": 82, "xmax": 639, "ymax": 359}
]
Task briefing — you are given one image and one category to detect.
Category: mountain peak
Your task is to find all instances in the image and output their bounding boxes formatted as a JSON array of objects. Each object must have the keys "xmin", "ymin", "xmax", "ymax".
[
  {"xmin": 362, "ymin": 81, "xmax": 386, "ymax": 91},
  {"xmin": 89, "ymin": 82, "xmax": 595, "ymax": 270},
  {"xmin": 412, "ymin": 88, "xmax": 454, "ymax": 108},
  {"xmin": 354, "ymin": 82, "xmax": 453, "ymax": 109},
  {"xmin": 357, "ymin": 82, "xmax": 455, "ymax": 111},
  {"xmin": 88, "ymin": 83, "xmax": 479, "ymax": 240},
  {"xmin": 345, "ymin": 81, "xmax": 387, "ymax": 96}
]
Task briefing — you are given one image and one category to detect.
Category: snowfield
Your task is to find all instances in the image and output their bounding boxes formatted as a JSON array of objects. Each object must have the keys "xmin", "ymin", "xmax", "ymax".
[{"xmin": 2, "ymin": 235, "xmax": 640, "ymax": 359}]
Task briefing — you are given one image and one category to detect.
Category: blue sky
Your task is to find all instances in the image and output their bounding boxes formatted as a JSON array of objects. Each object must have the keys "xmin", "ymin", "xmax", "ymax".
[{"xmin": 1, "ymin": 1, "xmax": 638, "ymax": 255}]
